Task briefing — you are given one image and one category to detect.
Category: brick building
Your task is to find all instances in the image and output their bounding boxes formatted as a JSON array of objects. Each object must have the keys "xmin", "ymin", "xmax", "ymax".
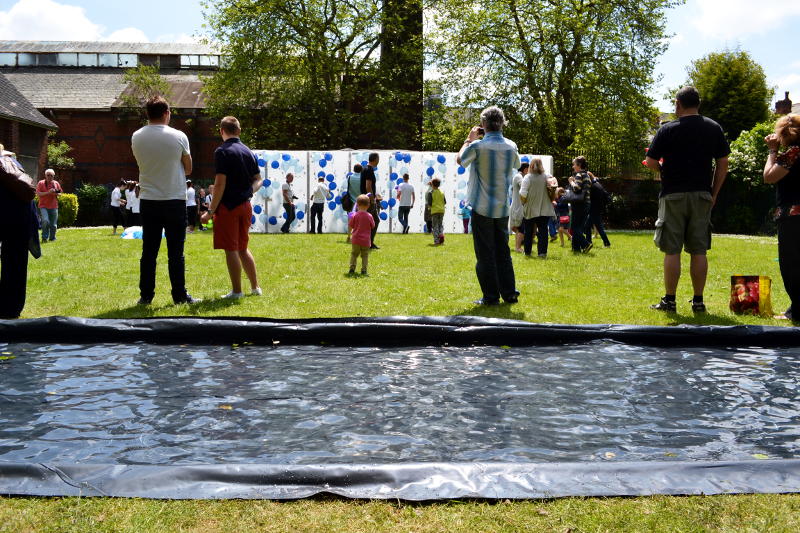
[
  {"xmin": 0, "ymin": 41, "xmax": 221, "ymax": 190},
  {"xmin": 0, "ymin": 72, "xmax": 57, "ymax": 178}
]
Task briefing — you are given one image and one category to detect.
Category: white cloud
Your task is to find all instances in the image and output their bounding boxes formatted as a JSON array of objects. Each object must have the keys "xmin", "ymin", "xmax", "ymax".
[
  {"xmin": 105, "ymin": 27, "xmax": 150, "ymax": 43},
  {"xmin": 772, "ymin": 73, "xmax": 800, "ymax": 102},
  {"xmin": 691, "ymin": 0, "xmax": 800, "ymax": 40},
  {"xmin": 0, "ymin": 0, "xmax": 153, "ymax": 42},
  {"xmin": 155, "ymin": 33, "xmax": 198, "ymax": 44}
]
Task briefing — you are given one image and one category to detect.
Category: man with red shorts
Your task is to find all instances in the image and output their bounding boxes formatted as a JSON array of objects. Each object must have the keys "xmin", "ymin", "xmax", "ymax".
[{"xmin": 201, "ymin": 116, "xmax": 262, "ymax": 299}]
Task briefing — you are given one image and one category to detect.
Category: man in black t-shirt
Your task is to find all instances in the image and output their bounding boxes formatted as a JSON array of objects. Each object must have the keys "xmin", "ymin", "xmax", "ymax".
[
  {"xmin": 645, "ymin": 86, "xmax": 730, "ymax": 313},
  {"xmin": 202, "ymin": 116, "xmax": 262, "ymax": 299},
  {"xmin": 360, "ymin": 152, "xmax": 381, "ymax": 249}
]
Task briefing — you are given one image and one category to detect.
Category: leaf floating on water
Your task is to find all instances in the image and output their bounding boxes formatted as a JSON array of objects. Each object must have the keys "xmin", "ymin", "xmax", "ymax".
[
  {"xmin": 752, "ymin": 453, "xmax": 769, "ymax": 460},
  {"xmin": 1, "ymin": 351, "xmax": 12, "ymax": 355},
  {"xmin": 664, "ymin": 452, "xmax": 678, "ymax": 457},
  {"xmin": 219, "ymin": 404, "xmax": 233, "ymax": 410},
  {"xmin": 232, "ymin": 344, "xmax": 239, "ymax": 348},
  {"xmin": 500, "ymin": 345, "xmax": 511, "ymax": 350},
  {"xmin": 0, "ymin": 355, "xmax": 15, "ymax": 361},
  {"xmin": 273, "ymin": 340, "xmax": 280, "ymax": 345},
  {"xmin": 604, "ymin": 452, "xmax": 616, "ymax": 459}
]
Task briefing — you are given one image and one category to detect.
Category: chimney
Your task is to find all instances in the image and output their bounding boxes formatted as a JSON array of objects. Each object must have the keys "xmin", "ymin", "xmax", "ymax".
[{"xmin": 776, "ymin": 91, "xmax": 792, "ymax": 115}]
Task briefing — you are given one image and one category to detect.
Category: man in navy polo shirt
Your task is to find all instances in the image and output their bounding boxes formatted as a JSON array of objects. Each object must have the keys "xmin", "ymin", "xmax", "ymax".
[{"xmin": 201, "ymin": 116, "xmax": 262, "ymax": 299}]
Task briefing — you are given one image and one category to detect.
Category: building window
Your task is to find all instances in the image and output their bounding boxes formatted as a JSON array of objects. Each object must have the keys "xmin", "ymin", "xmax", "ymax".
[
  {"xmin": 0, "ymin": 53, "xmax": 15, "ymax": 67},
  {"xmin": 57, "ymin": 53, "xmax": 78, "ymax": 67},
  {"xmin": 159, "ymin": 54, "xmax": 180, "ymax": 68},
  {"xmin": 99, "ymin": 53, "xmax": 117, "ymax": 67},
  {"xmin": 37, "ymin": 53, "xmax": 58, "ymax": 66},
  {"xmin": 139, "ymin": 54, "xmax": 158, "ymax": 67},
  {"xmin": 181, "ymin": 54, "xmax": 200, "ymax": 67},
  {"xmin": 78, "ymin": 53, "xmax": 98, "ymax": 67},
  {"xmin": 118, "ymin": 54, "xmax": 137, "ymax": 67},
  {"xmin": 17, "ymin": 53, "xmax": 35, "ymax": 66}
]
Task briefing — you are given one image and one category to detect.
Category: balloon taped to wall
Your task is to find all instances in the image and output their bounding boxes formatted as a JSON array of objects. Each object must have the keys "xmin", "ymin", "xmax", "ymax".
[
  {"xmin": 248, "ymin": 150, "xmax": 552, "ymax": 234},
  {"xmin": 120, "ymin": 226, "xmax": 165, "ymax": 240}
]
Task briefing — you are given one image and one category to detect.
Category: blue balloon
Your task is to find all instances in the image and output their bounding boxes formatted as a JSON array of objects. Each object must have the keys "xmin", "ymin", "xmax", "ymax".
[
  {"xmin": 426, "ymin": 166, "xmax": 434, "ymax": 176},
  {"xmin": 281, "ymin": 153, "xmax": 291, "ymax": 161},
  {"xmin": 324, "ymin": 152, "xmax": 333, "ymax": 161},
  {"xmin": 282, "ymin": 212, "xmax": 287, "ymax": 219},
  {"xmin": 328, "ymin": 182, "xmax": 336, "ymax": 190},
  {"xmin": 257, "ymin": 158, "xmax": 266, "ymax": 167},
  {"xmin": 521, "ymin": 156, "xmax": 530, "ymax": 163},
  {"xmin": 395, "ymin": 152, "xmax": 403, "ymax": 161},
  {"xmin": 296, "ymin": 210, "xmax": 305, "ymax": 220},
  {"xmin": 271, "ymin": 160, "xmax": 280, "ymax": 169},
  {"xmin": 262, "ymin": 179, "xmax": 271, "ymax": 188},
  {"xmin": 390, "ymin": 172, "xmax": 398, "ymax": 180},
  {"xmin": 404, "ymin": 154, "xmax": 411, "ymax": 163},
  {"xmin": 380, "ymin": 200, "xmax": 388, "ymax": 209},
  {"xmin": 319, "ymin": 159, "xmax": 327, "ymax": 168},
  {"xmin": 335, "ymin": 196, "xmax": 342, "ymax": 204},
  {"xmin": 259, "ymin": 213, "xmax": 268, "ymax": 223},
  {"xmin": 268, "ymin": 216, "xmax": 278, "ymax": 225},
  {"xmin": 379, "ymin": 212, "xmax": 388, "ymax": 221},
  {"xmin": 318, "ymin": 171, "xmax": 325, "ymax": 178},
  {"xmin": 253, "ymin": 205, "xmax": 262, "ymax": 214},
  {"xmin": 361, "ymin": 160, "xmax": 368, "ymax": 167},
  {"xmin": 328, "ymin": 201, "xmax": 337, "ymax": 210},
  {"xmin": 388, "ymin": 198, "xmax": 397, "ymax": 207},
  {"xmin": 326, "ymin": 173, "xmax": 335, "ymax": 182},
  {"xmin": 457, "ymin": 166, "xmax": 466, "ymax": 175},
  {"xmin": 250, "ymin": 215, "xmax": 256, "ymax": 224},
  {"xmin": 437, "ymin": 154, "xmax": 446, "ymax": 164}
]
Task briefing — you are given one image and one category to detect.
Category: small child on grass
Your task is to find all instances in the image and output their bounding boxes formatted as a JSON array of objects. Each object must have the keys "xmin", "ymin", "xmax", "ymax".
[
  {"xmin": 555, "ymin": 187, "xmax": 571, "ymax": 247},
  {"xmin": 348, "ymin": 194, "xmax": 375, "ymax": 275},
  {"xmin": 426, "ymin": 178, "xmax": 446, "ymax": 245}
]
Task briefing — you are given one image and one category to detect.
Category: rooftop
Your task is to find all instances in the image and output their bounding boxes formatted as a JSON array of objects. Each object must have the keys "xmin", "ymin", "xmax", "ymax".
[
  {"xmin": 0, "ymin": 73, "xmax": 57, "ymax": 129},
  {"xmin": 0, "ymin": 40, "xmax": 219, "ymax": 55}
]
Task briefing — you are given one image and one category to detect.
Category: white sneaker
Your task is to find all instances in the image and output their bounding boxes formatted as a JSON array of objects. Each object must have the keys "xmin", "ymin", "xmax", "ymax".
[
  {"xmin": 251, "ymin": 287, "xmax": 262, "ymax": 296},
  {"xmin": 221, "ymin": 291, "xmax": 244, "ymax": 299}
]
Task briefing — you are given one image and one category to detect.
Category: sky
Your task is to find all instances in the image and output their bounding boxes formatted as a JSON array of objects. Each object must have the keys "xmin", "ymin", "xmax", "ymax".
[{"xmin": 1, "ymin": 0, "xmax": 798, "ymax": 112}]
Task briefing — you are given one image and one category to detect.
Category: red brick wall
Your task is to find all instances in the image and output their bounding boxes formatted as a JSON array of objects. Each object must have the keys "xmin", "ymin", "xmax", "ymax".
[{"xmin": 48, "ymin": 110, "xmax": 220, "ymax": 190}]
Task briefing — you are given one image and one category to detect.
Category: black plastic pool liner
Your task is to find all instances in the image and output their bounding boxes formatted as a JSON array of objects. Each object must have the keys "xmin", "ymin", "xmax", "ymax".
[
  {"xmin": 2, "ymin": 315, "xmax": 800, "ymax": 500},
  {"xmin": 3, "ymin": 460, "xmax": 800, "ymax": 500},
  {"xmin": 2, "ymin": 315, "xmax": 800, "ymax": 347}
]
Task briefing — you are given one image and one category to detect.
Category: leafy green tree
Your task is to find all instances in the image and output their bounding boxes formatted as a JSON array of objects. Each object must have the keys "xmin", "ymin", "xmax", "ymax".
[
  {"xmin": 201, "ymin": 0, "xmax": 421, "ymax": 149},
  {"xmin": 120, "ymin": 64, "xmax": 172, "ymax": 108},
  {"xmin": 687, "ymin": 50, "xmax": 771, "ymax": 140},
  {"xmin": 46, "ymin": 133, "xmax": 75, "ymax": 169},
  {"xmin": 426, "ymin": 0, "xmax": 678, "ymax": 165}
]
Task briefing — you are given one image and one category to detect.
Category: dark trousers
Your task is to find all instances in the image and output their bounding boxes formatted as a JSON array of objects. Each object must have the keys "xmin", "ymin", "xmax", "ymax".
[
  {"xmin": 111, "ymin": 206, "xmax": 124, "ymax": 230},
  {"xmin": 523, "ymin": 216, "xmax": 550, "ymax": 256},
  {"xmin": 140, "ymin": 199, "xmax": 187, "ymax": 303},
  {"xmin": 587, "ymin": 212, "xmax": 611, "ymax": 247},
  {"xmin": 571, "ymin": 203, "xmax": 591, "ymax": 251},
  {"xmin": 0, "ymin": 201, "xmax": 31, "ymax": 318},
  {"xmin": 281, "ymin": 203, "xmax": 296, "ymax": 232},
  {"xmin": 471, "ymin": 212, "xmax": 517, "ymax": 301},
  {"xmin": 399, "ymin": 206, "xmax": 411, "ymax": 232},
  {"xmin": 186, "ymin": 205, "xmax": 198, "ymax": 227},
  {"xmin": 369, "ymin": 203, "xmax": 379, "ymax": 244},
  {"xmin": 310, "ymin": 202, "xmax": 324, "ymax": 233},
  {"xmin": 778, "ymin": 216, "xmax": 800, "ymax": 315},
  {"xmin": 548, "ymin": 216, "xmax": 558, "ymax": 237}
]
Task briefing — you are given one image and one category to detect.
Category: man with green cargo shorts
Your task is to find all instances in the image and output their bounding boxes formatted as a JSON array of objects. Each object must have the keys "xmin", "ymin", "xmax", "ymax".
[{"xmin": 645, "ymin": 86, "xmax": 730, "ymax": 313}]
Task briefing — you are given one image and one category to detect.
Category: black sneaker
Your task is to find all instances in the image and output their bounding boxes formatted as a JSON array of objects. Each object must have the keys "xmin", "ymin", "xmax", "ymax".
[
  {"xmin": 651, "ymin": 297, "xmax": 676, "ymax": 312},
  {"xmin": 474, "ymin": 298, "xmax": 500, "ymax": 306},
  {"xmin": 174, "ymin": 294, "xmax": 202, "ymax": 305},
  {"xmin": 137, "ymin": 297, "xmax": 153, "ymax": 306},
  {"xmin": 582, "ymin": 243, "xmax": 593, "ymax": 254},
  {"xmin": 690, "ymin": 299, "xmax": 706, "ymax": 313}
]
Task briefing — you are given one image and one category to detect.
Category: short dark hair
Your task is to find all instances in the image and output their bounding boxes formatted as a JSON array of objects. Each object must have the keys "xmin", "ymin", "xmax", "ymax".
[
  {"xmin": 403, "ymin": 173, "xmax": 409, "ymax": 181},
  {"xmin": 431, "ymin": 178, "xmax": 441, "ymax": 187},
  {"xmin": 220, "ymin": 116, "xmax": 241, "ymax": 135},
  {"xmin": 145, "ymin": 95, "xmax": 169, "ymax": 120},
  {"xmin": 368, "ymin": 152, "xmax": 379, "ymax": 163},
  {"xmin": 518, "ymin": 162, "xmax": 529, "ymax": 173},
  {"xmin": 573, "ymin": 156, "xmax": 588, "ymax": 170},
  {"xmin": 675, "ymin": 86, "xmax": 701, "ymax": 109},
  {"xmin": 354, "ymin": 164, "xmax": 363, "ymax": 173}
]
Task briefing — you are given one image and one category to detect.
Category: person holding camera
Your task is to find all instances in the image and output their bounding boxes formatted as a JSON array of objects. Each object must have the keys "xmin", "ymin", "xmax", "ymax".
[
  {"xmin": 36, "ymin": 168, "xmax": 61, "ymax": 242},
  {"xmin": 280, "ymin": 173, "xmax": 298, "ymax": 233},
  {"xmin": 456, "ymin": 106, "xmax": 521, "ymax": 305}
]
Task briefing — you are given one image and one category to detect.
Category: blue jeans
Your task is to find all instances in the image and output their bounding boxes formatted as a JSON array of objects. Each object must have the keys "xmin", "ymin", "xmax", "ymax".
[
  {"xmin": 471, "ymin": 212, "xmax": 517, "ymax": 301},
  {"xmin": 587, "ymin": 212, "xmax": 611, "ymax": 247},
  {"xmin": 548, "ymin": 216, "xmax": 558, "ymax": 238},
  {"xmin": 571, "ymin": 203, "xmax": 591, "ymax": 251},
  {"xmin": 39, "ymin": 207, "xmax": 58, "ymax": 241}
]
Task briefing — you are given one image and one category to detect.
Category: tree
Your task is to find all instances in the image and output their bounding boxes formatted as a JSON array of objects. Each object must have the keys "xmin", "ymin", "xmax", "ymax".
[
  {"xmin": 687, "ymin": 50, "xmax": 771, "ymax": 140},
  {"xmin": 201, "ymin": 0, "xmax": 422, "ymax": 149},
  {"xmin": 426, "ymin": 0, "xmax": 678, "ymax": 165},
  {"xmin": 46, "ymin": 133, "xmax": 74, "ymax": 169},
  {"xmin": 120, "ymin": 64, "xmax": 172, "ymax": 108}
]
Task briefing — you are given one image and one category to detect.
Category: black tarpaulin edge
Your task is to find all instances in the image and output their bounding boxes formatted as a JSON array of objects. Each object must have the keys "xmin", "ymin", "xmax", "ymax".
[
  {"xmin": 1, "ymin": 316, "xmax": 800, "ymax": 347},
  {"xmin": 1, "ymin": 460, "xmax": 799, "ymax": 500}
]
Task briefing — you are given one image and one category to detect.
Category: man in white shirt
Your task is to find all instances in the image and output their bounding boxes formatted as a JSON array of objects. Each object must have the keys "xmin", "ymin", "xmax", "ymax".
[
  {"xmin": 309, "ymin": 175, "xmax": 329, "ymax": 233},
  {"xmin": 131, "ymin": 95, "xmax": 199, "ymax": 305},
  {"xmin": 396, "ymin": 173, "xmax": 415, "ymax": 233},
  {"xmin": 280, "ymin": 173, "xmax": 297, "ymax": 233}
]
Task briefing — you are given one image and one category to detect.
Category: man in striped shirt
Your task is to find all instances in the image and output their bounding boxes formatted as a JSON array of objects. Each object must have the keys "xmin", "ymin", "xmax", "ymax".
[{"xmin": 457, "ymin": 106, "xmax": 521, "ymax": 305}]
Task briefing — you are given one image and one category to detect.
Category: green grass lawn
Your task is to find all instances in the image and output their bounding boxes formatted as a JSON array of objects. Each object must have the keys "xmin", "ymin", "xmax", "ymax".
[{"xmin": 4, "ymin": 227, "xmax": 799, "ymax": 532}]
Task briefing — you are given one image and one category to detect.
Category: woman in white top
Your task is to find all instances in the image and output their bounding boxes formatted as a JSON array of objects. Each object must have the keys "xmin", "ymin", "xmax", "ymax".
[
  {"xmin": 185, "ymin": 179, "xmax": 197, "ymax": 233},
  {"xmin": 130, "ymin": 184, "xmax": 141, "ymax": 226},
  {"xmin": 520, "ymin": 158, "xmax": 556, "ymax": 258},
  {"xmin": 110, "ymin": 180, "xmax": 127, "ymax": 234},
  {"xmin": 509, "ymin": 163, "xmax": 528, "ymax": 252}
]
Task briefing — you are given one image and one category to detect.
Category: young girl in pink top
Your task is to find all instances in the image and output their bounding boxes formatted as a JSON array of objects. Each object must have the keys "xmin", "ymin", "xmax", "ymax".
[{"xmin": 348, "ymin": 194, "xmax": 375, "ymax": 275}]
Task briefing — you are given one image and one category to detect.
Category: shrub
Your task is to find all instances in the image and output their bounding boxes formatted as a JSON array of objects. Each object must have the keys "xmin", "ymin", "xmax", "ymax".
[
  {"xmin": 75, "ymin": 184, "xmax": 109, "ymax": 227},
  {"xmin": 57, "ymin": 193, "xmax": 78, "ymax": 227}
]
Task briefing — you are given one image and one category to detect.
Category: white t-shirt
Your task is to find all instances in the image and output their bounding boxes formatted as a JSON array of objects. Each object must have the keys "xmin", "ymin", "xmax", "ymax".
[
  {"xmin": 186, "ymin": 186, "xmax": 196, "ymax": 207},
  {"xmin": 131, "ymin": 124, "xmax": 190, "ymax": 201},
  {"xmin": 398, "ymin": 182, "xmax": 415, "ymax": 207},
  {"xmin": 311, "ymin": 182, "xmax": 328, "ymax": 203},
  {"xmin": 110, "ymin": 188, "xmax": 122, "ymax": 207},
  {"xmin": 124, "ymin": 189, "xmax": 134, "ymax": 209},
  {"xmin": 130, "ymin": 194, "xmax": 140, "ymax": 214},
  {"xmin": 281, "ymin": 182, "xmax": 294, "ymax": 203},
  {"xmin": 206, "ymin": 193, "xmax": 213, "ymax": 207}
]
